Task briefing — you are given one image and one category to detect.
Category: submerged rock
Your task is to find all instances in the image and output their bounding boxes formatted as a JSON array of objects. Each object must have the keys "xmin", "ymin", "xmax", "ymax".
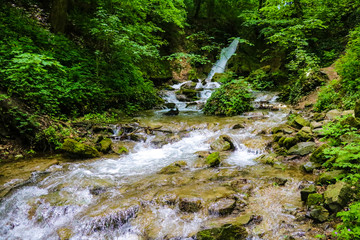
[
  {"xmin": 61, "ymin": 139, "xmax": 100, "ymax": 158},
  {"xmin": 208, "ymin": 198, "xmax": 236, "ymax": 216},
  {"xmin": 196, "ymin": 223, "xmax": 248, "ymax": 240},
  {"xmin": 57, "ymin": 228, "xmax": 73, "ymax": 240},
  {"xmin": 179, "ymin": 197, "xmax": 202, "ymax": 213},
  {"xmin": 324, "ymin": 181, "xmax": 351, "ymax": 213},
  {"xmin": 288, "ymin": 142, "xmax": 316, "ymax": 156},
  {"xmin": 210, "ymin": 135, "xmax": 235, "ymax": 151},
  {"xmin": 159, "ymin": 161, "xmax": 187, "ymax": 174}
]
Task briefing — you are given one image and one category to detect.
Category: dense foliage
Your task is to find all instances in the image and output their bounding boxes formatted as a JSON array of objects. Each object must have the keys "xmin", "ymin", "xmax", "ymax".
[{"xmin": 203, "ymin": 78, "xmax": 253, "ymax": 116}]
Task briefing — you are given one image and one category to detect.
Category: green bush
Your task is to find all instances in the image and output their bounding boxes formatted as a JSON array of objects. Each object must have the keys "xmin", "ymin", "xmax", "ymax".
[
  {"xmin": 203, "ymin": 78, "xmax": 253, "ymax": 116},
  {"xmin": 335, "ymin": 201, "xmax": 360, "ymax": 240}
]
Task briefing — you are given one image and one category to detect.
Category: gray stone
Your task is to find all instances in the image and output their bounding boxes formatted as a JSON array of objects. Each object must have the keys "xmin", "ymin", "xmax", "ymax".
[
  {"xmin": 301, "ymin": 161, "xmax": 321, "ymax": 173},
  {"xmin": 310, "ymin": 121, "xmax": 323, "ymax": 129},
  {"xmin": 309, "ymin": 206, "xmax": 329, "ymax": 222},
  {"xmin": 300, "ymin": 185, "xmax": 316, "ymax": 202},
  {"xmin": 288, "ymin": 142, "xmax": 316, "ymax": 156},
  {"xmin": 326, "ymin": 109, "xmax": 342, "ymax": 120},
  {"xmin": 208, "ymin": 198, "xmax": 236, "ymax": 216},
  {"xmin": 324, "ymin": 181, "xmax": 352, "ymax": 213}
]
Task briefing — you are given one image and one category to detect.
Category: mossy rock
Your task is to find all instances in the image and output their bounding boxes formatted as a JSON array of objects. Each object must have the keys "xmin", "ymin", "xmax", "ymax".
[
  {"xmin": 196, "ymin": 223, "xmax": 248, "ymax": 240},
  {"xmin": 255, "ymin": 153, "xmax": 277, "ymax": 165},
  {"xmin": 288, "ymin": 142, "xmax": 316, "ymax": 156},
  {"xmin": 290, "ymin": 116, "xmax": 310, "ymax": 129},
  {"xmin": 206, "ymin": 152, "xmax": 221, "ymax": 167},
  {"xmin": 273, "ymin": 132, "xmax": 284, "ymax": 142},
  {"xmin": 340, "ymin": 115, "xmax": 360, "ymax": 129},
  {"xmin": 296, "ymin": 127, "xmax": 313, "ymax": 142},
  {"xmin": 310, "ymin": 144, "xmax": 330, "ymax": 163},
  {"xmin": 159, "ymin": 161, "xmax": 187, "ymax": 174},
  {"xmin": 210, "ymin": 135, "xmax": 234, "ymax": 152},
  {"xmin": 300, "ymin": 185, "xmax": 316, "ymax": 202},
  {"xmin": 278, "ymin": 136, "xmax": 298, "ymax": 149},
  {"xmin": 179, "ymin": 197, "xmax": 202, "ymax": 213},
  {"xmin": 61, "ymin": 139, "xmax": 100, "ymax": 158},
  {"xmin": 317, "ymin": 170, "xmax": 345, "ymax": 185},
  {"xmin": 117, "ymin": 146, "xmax": 129, "ymax": 154},
  {"xmin": 307, "ymin": 193, "xmax": 324, "ymax": 206},
  {"xmin": 324, "ymin": 181, "xmax": 352, "ymax": 213},
  {"xmin": 309, "ymin": 205, "xmax": 329, "ymax": 223},
  {"xmin": 99, "ymin": 138, "xmax": 112, "ymax": 153}
]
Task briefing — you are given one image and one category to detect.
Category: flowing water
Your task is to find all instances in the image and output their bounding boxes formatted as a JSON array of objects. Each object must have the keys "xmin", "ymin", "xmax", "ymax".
[{"xmin": 0, "ymin": 40, "xmax": 326, "ymax": 240}]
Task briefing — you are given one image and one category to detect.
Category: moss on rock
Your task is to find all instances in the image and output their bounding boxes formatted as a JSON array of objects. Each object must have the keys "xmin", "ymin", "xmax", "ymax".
[
  {"xmin": 310, "ymin": 144, "xmax": 329, "ymax": 163},
  {"xmin": 206, "ymin": 152, "xmax": 221, "ymax": 167},
  {"xmin": 61, "ymin": 139, "xmax": 100, "ymax": 158},
  {"xmin": 196, "ymin": 223, "xmax": 248, "ymax": 240},
  {"xmin": 99, "ymin": 138, "xmax": 112, "ymax": 153}
]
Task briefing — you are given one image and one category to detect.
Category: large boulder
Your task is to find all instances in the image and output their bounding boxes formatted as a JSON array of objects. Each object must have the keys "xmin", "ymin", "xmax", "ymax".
[
  {"xmin": 196, "ymin": 224, "xmax": 248, "ymax": 240},
  {"xmin": 288, "ymin": 142, "xmax": 316, "ymax": 156},
  {"xmin": 324, "ymin": 181, "xmax": 352, "ymax": 213},
  {"xmin": 61, "ymin": 139, "xmax": 100, "ymax": 158},
  {"xmin": 278, "ymin": 136, "xmax": 298, "ymax": 149},
  {"xmin": 210, "ymin": 135, "xmax": 235, "ymax": 151},
  {"xmin": 310, "ymin": 144, "xmax": 330, "ymax": 163}
]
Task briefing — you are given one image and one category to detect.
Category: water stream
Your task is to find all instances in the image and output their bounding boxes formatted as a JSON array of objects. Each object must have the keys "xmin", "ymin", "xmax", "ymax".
[{"xmin": 0, "ymin": 40, "xmax": 325, "ymax": 240}]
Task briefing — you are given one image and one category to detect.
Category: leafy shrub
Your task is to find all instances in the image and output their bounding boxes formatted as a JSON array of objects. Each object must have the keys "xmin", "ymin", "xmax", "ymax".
[
  {"xmin": 335, "ymin": 201, "xmax": 360, "ymax": 240},
  {"xmin": 203, "ymin": 78, "xmax": 253, "ymax": 116}
]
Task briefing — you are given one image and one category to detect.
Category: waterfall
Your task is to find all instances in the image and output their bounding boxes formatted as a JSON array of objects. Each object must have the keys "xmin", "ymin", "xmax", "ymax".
[{"xmin": 205, "ymin": 38, "xmax": 239, "ymax": 82}]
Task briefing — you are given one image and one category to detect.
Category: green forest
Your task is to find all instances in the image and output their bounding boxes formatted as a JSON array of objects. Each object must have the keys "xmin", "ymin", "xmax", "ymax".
[{"xmin": 1, "ymin": 0, "xmax": 360, "ymax": 239}]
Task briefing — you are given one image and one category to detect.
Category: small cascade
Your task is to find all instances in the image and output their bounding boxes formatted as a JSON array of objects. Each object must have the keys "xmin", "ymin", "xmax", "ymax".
[
  {"xmin": 162, "ymin": 38, "xmax": 240, "ymax": 113},
  {"xmin": 205, "ymin": 38, "xmax": 239, "ymax": 82},
  {"xmin": 111, "ymin": 124, "xmax": 122, "ymax": 141}
]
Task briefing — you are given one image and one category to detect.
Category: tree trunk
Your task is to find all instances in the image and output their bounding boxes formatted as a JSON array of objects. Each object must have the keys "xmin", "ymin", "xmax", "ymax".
[
  {"xmin": 50, "ymin": 0, "xmax": 68, "ymax": 33},
  {"xmin": 194, "ymin": 0, "xmax": 202, "ymax": 19}
]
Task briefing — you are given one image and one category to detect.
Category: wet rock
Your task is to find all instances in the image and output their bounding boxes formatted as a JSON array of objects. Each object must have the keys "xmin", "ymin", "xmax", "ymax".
[
  {"xmin": 179, "ymin": 197, "xmax": 202, "ymax": 213},
  {"xmin": 90, "ymin": 186, "xmax": 107, "ymax": 196},
  {"xmin": 272, "ymin": 125, "xmax": 294, "ymax": 134},
  {"xmin": 159, "ymin": 161, "xmax": 187, "ymax": 174},
  {"xmin": 310, "ymin": 144, "xmax": 329, "ymax": 163},
  {"xmin": 326, "ymin": 109, "xmax": 342, "ymax": 120},
  {"xmin": 288, "ymin": 142, "xmax": 316, "ymax": 156},
  {"xmin": 300, "ymin": 161, "xmax": 321, "ymax": 173},
  {"xmin": 208, "ymin": 198, "xmax": 236, "ymax": 216},
  {"xmin": 57, "ymin": 228, "xmax": 73, "ymax": 240},
  {"xmin": 300, "ymin": 185, "xmax": 316, "ymax": 202},
  {"xmin": 317, "ymin": 170, "xmax": 345, "ymax": 184},
  {"xmin": 206, "ymin": 152, "xmax": 221, "ymax": 167},
  {"xmin": 271, "ymin": 177, "xmax": 288, "ymax": 186},
  {"xmin": 116, "ymin": 146, "xmax": 129, "ymax": 154},
  {"xmin": 180, "ymin": 81, "xmax": 197, "ymax": 90},
  {"xmin": 235, "ymin": 213, "xmax": 253, "ymax": 225},
  {"xmin": 196, "ymin": 223, "xmax": 248, "ymax": 240},
  {"xmin": 273, "ymin": 132, "xmax": 284, "ymax": 142},
  {"xmin": 61, "ymin": 139, "xmax": 100, "ymax": 158},
  {"xmin": 165, "ymin": 103, "xmax": 176, "ymax": 108},
  {"xmin": 99, "ymin": 138, "xmax": 112, "ymax": 153},
  {"xmin": 163, "ymin": 108, "xmax": 179, "ymax": 116},
  {"xmin": 231, "ymin": 123, "xmax": 245, "ymax": 129},
  {"xmin": 355, "ymin": 100, "xmax": 360, "ymax": 118},
  {"xmin": 210, "ymin": 135, "xmax": 235, "ymax": 151},
  {"xmin": 129, "ymin": 134, "xmax": 146, "ymax": 142},
  {"xmin": 324, "ymin": 181, "xmax": 351, "ymax": 213},
  {"xmin": 307, "ymin": 193, "xmax": 324, "ymax": 206},
  {"xmin": 296, "ymin": 126, "xmax": 313, "ymax": 141},
  {"xmin": 255, "ymin": 154, "xmax": 278, "ymax": 165},
  {"xmin": 309, "ymin": 206, "xmax": 329, "ymax": 222},
  {"xmin": 291, "ymin": 116, "xmax": 310, "ymax": 129}
]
